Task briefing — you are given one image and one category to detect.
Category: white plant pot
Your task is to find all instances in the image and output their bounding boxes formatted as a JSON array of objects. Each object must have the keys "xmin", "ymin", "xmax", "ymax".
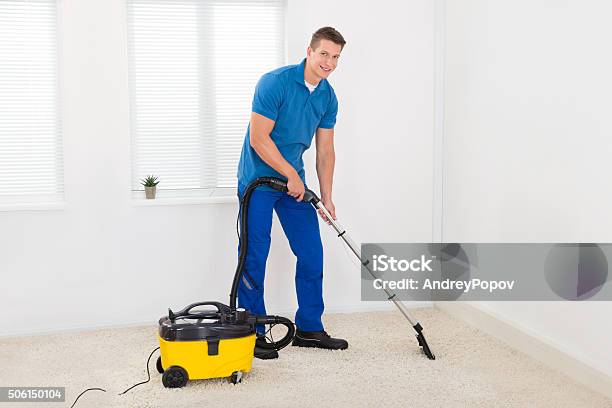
[{"xmin": 145, "ymin": 186, "xmax": 157, "ymax": 199}]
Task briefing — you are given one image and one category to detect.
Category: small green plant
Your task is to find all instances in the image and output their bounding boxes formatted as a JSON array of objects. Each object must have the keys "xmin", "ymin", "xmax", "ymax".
[{"xmin": 140, "ymin": 175, "xmax": 159, "ymax": 188}]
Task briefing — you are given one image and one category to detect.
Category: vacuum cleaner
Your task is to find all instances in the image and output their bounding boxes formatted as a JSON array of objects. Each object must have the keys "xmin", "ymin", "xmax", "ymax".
[{"xmin": 156, "ymin": 176, "xmax": 434, "ymax": 388}]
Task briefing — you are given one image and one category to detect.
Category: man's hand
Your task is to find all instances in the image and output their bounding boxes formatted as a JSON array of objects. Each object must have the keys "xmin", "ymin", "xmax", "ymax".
[
  {"xmin": 318, "ymin": 198, "xmax": 337, "ymax": 224},
  {"xmin": 287, "ymin": 174, "xmax": 305, "ymax": 201}
]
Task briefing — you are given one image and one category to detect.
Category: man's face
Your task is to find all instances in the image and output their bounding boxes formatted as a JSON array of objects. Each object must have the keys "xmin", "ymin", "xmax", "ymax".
[{"xmin": 306, "ymin": 39, "xmax": 342, "ymax": 80}]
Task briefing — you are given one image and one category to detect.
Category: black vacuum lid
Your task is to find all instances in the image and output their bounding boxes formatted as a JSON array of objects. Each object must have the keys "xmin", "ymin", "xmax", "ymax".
[{"xmin": 158, "ymin": 315, "xmax": 254, "ymax": 341}]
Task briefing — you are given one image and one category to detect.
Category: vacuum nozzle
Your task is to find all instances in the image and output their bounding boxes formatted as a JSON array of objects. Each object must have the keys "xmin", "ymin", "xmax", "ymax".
[{"xmin": 413, "ymin": 323, "xmax": 436, "ymax": 360}]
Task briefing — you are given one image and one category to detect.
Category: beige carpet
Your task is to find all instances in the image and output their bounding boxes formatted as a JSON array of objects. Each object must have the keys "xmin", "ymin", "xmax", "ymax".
[{"xmin": 1, "ymin": 308, "xmax": 611, "ymax": 408}]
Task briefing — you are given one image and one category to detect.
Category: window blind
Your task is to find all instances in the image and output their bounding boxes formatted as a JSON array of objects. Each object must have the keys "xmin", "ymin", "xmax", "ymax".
[
  {"xmin": 0, "ymin": 0, "xmax": 63, "ymax": 205},
  {"xmin": 127, "ymin": 0, "xmax": 285, "ymax": 197}
]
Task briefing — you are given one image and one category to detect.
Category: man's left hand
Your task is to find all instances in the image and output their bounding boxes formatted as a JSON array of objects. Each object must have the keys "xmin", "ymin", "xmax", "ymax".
[{"xmin": 318, "ymin": 199, "xmax": 337, "ymax": 224}]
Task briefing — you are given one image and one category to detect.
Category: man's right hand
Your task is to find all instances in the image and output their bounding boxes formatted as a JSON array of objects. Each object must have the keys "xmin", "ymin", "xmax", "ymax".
[{"xmin": 286, "ymin": 175, "xmax": 305, "ymax": 202}]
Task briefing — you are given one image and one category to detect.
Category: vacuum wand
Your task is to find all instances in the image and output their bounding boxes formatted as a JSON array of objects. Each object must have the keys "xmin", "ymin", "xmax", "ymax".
[{"xmin": 263, "ymin": 177, "xmax": 435, "ymax": 360}]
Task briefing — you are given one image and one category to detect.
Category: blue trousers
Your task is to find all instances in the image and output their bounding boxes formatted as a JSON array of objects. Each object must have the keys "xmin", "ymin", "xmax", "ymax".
[{"xmin": 237, "ymin": 184, "xmax": 324, "ymax": 332}]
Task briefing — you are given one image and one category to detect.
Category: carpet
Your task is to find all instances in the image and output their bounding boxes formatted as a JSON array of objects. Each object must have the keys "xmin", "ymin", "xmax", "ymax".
[{"xmin": 1, "ymin": 308, "xmax": 610, "ymax": 408}]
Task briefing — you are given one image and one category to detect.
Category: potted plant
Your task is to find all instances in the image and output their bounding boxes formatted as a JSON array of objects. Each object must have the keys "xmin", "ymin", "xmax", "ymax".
[{"xmin": 141, "ymin": 175, "xmax": 159, "ymax": 199}]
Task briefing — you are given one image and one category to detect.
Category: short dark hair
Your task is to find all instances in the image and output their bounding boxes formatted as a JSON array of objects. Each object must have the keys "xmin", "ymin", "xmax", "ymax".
[{"xmin": 310, "ymin": 27, "xmax": 346, "ymax": 51}]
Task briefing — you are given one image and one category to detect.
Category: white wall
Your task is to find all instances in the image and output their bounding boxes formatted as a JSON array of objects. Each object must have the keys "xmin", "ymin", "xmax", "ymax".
[
  {"xmin": 0, "ymin": 0, "xmax": 435, "ymax": 336},
  {"xmin": 442, "ymin": 0, "xmax": 612, "ymax": 376},
  {"xmin": 286, "ymin": 0, "xmax": 435, "ymax": 306}
]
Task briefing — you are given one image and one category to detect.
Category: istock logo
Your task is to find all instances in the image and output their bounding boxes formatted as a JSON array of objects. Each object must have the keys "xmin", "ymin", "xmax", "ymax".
[{"xmin": 372, "ymin": 254, "xmax": 435, "ymax": 272}]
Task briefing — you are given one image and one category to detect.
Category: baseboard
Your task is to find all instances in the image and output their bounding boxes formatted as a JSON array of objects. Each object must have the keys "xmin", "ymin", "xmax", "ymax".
[
  {"xmin": 0, "ymin": 301, "xmax": 433, "ymax": 339},
  {"xmin": 324, "ymin": 301, "xmax": 432, "ymax": 315},
  {"xmin": 435, "ymin": 302, "xmax": 612, "ymax": 400},
  {"xmin": 0, "ymin": 319, "xmax": 157, "ymax": 339},
  {"xmin": 264, "ymin": 301, "xmax": 433, "ymax": 321}
]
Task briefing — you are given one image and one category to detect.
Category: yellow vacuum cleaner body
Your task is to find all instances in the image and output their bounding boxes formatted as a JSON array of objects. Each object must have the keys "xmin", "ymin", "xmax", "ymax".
[{"xmin": 158, "ymin": 334, "xmax": 256, "ymax": 379}]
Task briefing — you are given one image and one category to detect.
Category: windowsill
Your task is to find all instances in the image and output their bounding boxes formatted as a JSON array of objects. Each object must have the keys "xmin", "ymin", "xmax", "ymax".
[
  {"xmin": 0, "ymin": 202, "xmax": 65, "ymax": 212},
  {"xmin": 131, "ymin": 187, "xmax": 238, "ymax": 206},
  {"xmin": 132, "ymin": 195, "xmax": 237, "ymax": 206},
  {"xmin": 0, "ymin": 191, "xmax": 239, "ymax": 210}
]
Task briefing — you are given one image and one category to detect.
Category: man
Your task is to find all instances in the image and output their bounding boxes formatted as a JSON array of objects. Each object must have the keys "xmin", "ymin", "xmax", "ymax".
[{"xmin": 236, "ymin": 27, "xmax": 347, "ymax": 359}]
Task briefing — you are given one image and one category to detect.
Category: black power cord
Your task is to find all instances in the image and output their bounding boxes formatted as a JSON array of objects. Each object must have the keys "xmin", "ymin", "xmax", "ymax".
[
  {"xmin": 70, "ymin": 347, "xmax": 160, "ymax": 408},
  {"xmin": 69, "ymin": 388, "xmax": 106, "ymax": 408},
  {"xmin": 118, "ymin": 347, "xmax": 160, "ymax": 395}
]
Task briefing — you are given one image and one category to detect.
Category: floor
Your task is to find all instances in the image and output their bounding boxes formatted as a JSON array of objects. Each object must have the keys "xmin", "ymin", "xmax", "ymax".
[{"xmin": 1, "ymin": 308, "xmax": 611, "ymax": 408}]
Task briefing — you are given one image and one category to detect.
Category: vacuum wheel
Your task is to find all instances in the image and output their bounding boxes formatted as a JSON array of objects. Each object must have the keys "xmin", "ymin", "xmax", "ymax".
[
  {"xmin": 162, "ymin": 366, "xmax": 188, "ymax": 388},
  {"xmin": 156, "ymin": 356, "xmax": 164, "ymax": 374},
  {"xmin": 229, "ymin": 371, "xmax": 243, "ymax": 385}
]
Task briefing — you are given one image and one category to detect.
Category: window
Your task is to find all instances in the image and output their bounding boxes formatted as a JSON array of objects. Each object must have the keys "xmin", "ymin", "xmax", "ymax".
[
  {"xmin": 0, "ymin": 0, "xmax": 63, "ymax": 206},
  {"xmin": 127, "ymin": 0, "xmax": 286, "ymax": 198}
]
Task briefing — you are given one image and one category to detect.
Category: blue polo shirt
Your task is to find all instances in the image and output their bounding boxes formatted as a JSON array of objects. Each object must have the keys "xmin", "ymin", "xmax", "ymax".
[{"xmin": 237, "ymin": 59, "xmax": 338, "ymax": 189}]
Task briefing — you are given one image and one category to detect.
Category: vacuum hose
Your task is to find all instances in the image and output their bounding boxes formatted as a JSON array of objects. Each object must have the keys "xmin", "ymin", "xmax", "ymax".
[
  {"xmin": 229, "ymin": 177, "xmax": 298, "ymax": 351},
  {"xmin": 230, "ymin": 177, "xmax": 289, "ymax": 310},
  {"xmin": 253, "ymin": 315, "xmax": 295, "ymax": 350}
]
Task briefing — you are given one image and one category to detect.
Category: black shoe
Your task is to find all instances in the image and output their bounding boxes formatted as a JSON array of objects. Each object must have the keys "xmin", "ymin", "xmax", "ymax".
[
  {"xmin": 254, "ymin": 336, "xmax": 279, "ymax": 360},
  {"xmin": 292, "ymin": 330, "xmax": 348, "ymax": 350},
  {"xmin": 254, "ymin": 345, "xmax": 279, "ymax": 360}
]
